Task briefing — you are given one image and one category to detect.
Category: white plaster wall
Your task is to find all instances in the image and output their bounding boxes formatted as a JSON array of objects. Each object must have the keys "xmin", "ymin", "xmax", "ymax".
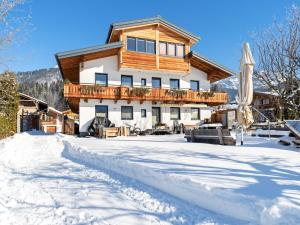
[
  {"xmin": 80, "ymin": 99, "xmax": 152, "ymax": 132},
  {"xmin": 79, "ymin": 99, "xmax": 211, "ymax": 132},
  {"xmin": 79, "ymin": 55, "xmax": 212, "ymax": 133},
  {"xmin": 80, "ymin": 56, "xmax": 210, "ymax": 90}
]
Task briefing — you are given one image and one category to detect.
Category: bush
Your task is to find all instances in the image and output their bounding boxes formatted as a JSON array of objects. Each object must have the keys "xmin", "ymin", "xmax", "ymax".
[{"xmin": 0, "ymin": 72, "xmax": 19, "ymax": 139}]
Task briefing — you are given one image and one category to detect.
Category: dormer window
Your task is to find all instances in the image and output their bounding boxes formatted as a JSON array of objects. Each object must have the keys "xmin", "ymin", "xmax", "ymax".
[
  {"xmin": 127, "ymin": 37, "xmax": 156, "ymax": 54},
  {"xmin": 127, "ymin": 37, "xmax": 136, "ymax": 51},
  {"xmin": 159, "ymin": 41, "xmax": 185, "ymax": 57}
]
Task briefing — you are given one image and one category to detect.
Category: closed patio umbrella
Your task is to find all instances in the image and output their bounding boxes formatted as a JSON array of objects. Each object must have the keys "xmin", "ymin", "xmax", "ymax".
[{"xmin": 236, "ymin": 42, "xmax": 255, "ymax": 145}]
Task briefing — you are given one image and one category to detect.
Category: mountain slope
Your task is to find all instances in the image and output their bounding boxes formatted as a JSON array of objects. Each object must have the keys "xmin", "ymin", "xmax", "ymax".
[{"xmin": 16, "ymin": 68, "xmax": 62, "ymax": 84}]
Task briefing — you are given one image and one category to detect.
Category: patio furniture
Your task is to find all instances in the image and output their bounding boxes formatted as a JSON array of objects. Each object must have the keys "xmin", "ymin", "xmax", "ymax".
[
  {"xmin": 184, "ymin": 126, "xmax": 236, "ymax": 145},
  {"xmin": 99, "ymin": 127, "xmax": 120, "ymax": 138},
  {"xmin": 152, "ymin": 123, "xmax": 172, "ymax": 135}
]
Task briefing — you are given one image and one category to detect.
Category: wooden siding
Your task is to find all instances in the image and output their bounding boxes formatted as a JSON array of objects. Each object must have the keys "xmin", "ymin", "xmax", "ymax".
[
  {"xmin": 158, "ymin": 26, "xmax": 189, "ymax": 44},
  {"xmin": 64, "ymin": 84, "xmax": 228, "ymax": 105},
  {"xmin": 159, "ymin": 56, "xmax": 189, "ymax": 72},
  {"xmin": 120, "ymin": 25, "xmax": 190, "ymax": 73},
  {"xmin": 122, "ymin": 51, "xmax": 156, "ymax": 70},
  {"xmin": 124, "ymin": 25, "xmax": 156, "ymax": 40}
]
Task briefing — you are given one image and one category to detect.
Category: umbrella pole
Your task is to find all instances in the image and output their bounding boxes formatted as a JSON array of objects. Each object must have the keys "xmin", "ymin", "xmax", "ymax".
[{"xmin": 241, "ymin": 126, "xmax": 244, "ymax": 145}]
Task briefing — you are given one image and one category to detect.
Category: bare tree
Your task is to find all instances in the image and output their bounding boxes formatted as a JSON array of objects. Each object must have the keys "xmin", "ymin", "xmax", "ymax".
[
  {"xmin": 253, "ymin": 5, "xmax": 300, "ymax": 119},
  {"xmin": 0, "ymin": 0, "xmax": 30, "ymax": 67}
]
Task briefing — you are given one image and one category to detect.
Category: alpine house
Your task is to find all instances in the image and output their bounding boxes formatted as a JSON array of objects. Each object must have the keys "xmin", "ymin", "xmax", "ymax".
[{"xmin": 56, "ymin": 16, "xmax": 235, "ymax": 135}]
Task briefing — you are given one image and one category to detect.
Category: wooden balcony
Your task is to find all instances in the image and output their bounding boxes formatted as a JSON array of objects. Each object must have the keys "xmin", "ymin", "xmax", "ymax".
[{"xmin": 64, "ymin": 83, "xmax": 228, "ymax": 104}]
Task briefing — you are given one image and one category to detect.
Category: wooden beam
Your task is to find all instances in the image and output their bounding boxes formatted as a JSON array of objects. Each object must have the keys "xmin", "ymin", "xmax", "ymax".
[{"xmin": 156, "ymin": 24, "xmax": 160, "ymax": 69}]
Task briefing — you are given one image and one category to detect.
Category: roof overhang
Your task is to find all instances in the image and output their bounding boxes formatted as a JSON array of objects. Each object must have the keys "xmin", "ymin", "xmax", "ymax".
[
  {"xmin": 55, "ymin": 42, "xmax": 122, "ymax": 83},
  {"xmin": 190, "ymin": 51, "xmax": 236, "ymax": 83},
  {"xmin": 106, "ymin": 16, "xmax": 200, "ymax": 44},
  {"xmin": 19, "ymin": 92, "xmax": 48, "ymax": 111}
]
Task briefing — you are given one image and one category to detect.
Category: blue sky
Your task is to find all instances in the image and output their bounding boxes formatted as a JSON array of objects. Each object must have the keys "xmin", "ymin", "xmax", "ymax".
[{"xmin": 1, "ymin": 0, "xmax": 299, "ymax": 73}]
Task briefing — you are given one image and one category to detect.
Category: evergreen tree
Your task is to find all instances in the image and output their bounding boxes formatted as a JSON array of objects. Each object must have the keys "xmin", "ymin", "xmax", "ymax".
[{"xmin": 0, "ymin": 72, "xmax": 19, "ymax": 139}]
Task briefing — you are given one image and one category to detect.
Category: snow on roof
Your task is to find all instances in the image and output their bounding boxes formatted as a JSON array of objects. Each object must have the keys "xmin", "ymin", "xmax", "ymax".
[
  {"xmin": 19, "ymin": 92, "xmax": 48, "ymax": 105},
  {"xmin": 254, "ymin": 91, "xmax": 279, "ymax": 96},
  {"xmin": 48, "ymin": 107, "xmax": 62, "ymax": 114}
]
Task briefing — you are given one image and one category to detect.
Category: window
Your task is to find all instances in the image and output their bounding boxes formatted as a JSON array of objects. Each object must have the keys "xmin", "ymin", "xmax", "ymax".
[
  {"xmin": 159, "ymin": 42, "xmax": 185, "ymax": 57},
  {"xmin": 141, "ymin": 109, "xmax": 147, "ymax": 118},
  {"xmin": 191, "ymin": 108, "xmax": 200, "ymax": 120},
  {"xmin": 137, "ymin": 39, "xmax": 146, "ymax": 52},
  {"xmin": 146, "ymin": 40, "xmax": 155, "ymax": 54},
  {"xmin": 168, "ymin": 43, "xmax": 176, "ymax": 56},
  {"xmin": 127, "ymin": 37, "xmax": 156, "ymax": 54},
  {"xmin": 176, "ymin": 44, "xmax": 184, "ymax": 57},
  {"xmin": 152, "ymin": 77, "xmax": 161, "ymax": 88},
  {"xmin": 95, "ymin": 106, "xmax": 108, "ymax": 124},
  {"xmin": 159, "ymin": 42, "xmax": 167, "ymax": 55},
  {"xmin": 95, "ymin": 73, "xmax": 108, "ymax": 86},
  {"xmin": 170, "ymin": 107, "xmax": 180, "ymax": 120},
  {"xmin": 190, "ymin": 80, "xmax": 199, "ymax": 91},
  {"xmin": 263, "ymin": 99, "xmax": 270, "ymax": 105},
  {"xmin": 170, "ymin": 79, "xmax": 180, "ymax": 89},
  {"xmin": 121, "ymin": 75, "xmax": 133, "ymax": 87},
  {"xmin": 127, "ymin": 37, "xmax": 136, "ymax": 51},
  {"xmin": 141, "ymin": 78, "xmax": 146, "ymax": 86},
  {"xmin": 121, "ymin": 106, "xmax": 133, "ymax": 120}
]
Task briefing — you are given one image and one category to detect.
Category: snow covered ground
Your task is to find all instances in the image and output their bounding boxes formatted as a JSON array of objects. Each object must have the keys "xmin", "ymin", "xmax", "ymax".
[
  {"xmin": 63, "ymin": 134, "xmax": 300, "ymax": 225},
  {"xmin": 0, "ymin": 132, "xmax": 248, "ymax": 225}
]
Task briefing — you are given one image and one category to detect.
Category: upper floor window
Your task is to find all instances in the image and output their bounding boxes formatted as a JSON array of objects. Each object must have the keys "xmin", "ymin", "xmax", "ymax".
[
  {"xmin": 127, "ymin": 37, "xmax": 136, "ymax": 51},
  {"xmin": 190, "ymin": 80, "xmax": 199, "ymax": 91},
  {"xmin": 159, "ymin": 41, "xmax": 185, "ymax": 57},
  {"xmin": 170, "ymin": 79, "xmax": 180, "ymax": 89},
  {"xmin": 159, "ymin": 42, "xmax": 167, "ymax": 55},
  {"xmin": 121, "ymin": 75, "xmax": 133, "ymax": 87},
  {"xmin": 168, "ymin": 43, "xmax": 176, "ymax": 56},
  {"xmin": 152, "ymin": 77, "xmax": 161, "ymax": 88},
  {"xmin": 141, "ymin": 78, "xmax": 146, "ymax": 86},
  {"xmin": 127, "ymin": 37, "xmax": 156, "ymax": 54},
  {"xmin": 137, "ymin": 39, "xmax": 146, "ymax": 52},
  {"xmin": 95, "ymin": 73, "xmax": 108, "ymax": 86},
  {"xmin": 146, "ymin": 40, "xmax": 155, "ymax": 54},
  {"xmin": 176, "ymin": 44, "xmax": 184, "ymax": 57}
]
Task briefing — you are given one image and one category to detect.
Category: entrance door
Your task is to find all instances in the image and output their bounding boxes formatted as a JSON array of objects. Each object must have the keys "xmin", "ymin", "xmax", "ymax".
[{"xmin": 152, "ymin": 107, "xmax": 161, "ymax": 127}]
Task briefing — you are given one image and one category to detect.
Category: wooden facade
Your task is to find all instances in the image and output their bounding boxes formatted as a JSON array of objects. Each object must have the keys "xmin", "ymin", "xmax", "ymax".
[{"xmin": 118, "ymin": 25, "xmax": 191, "ymax": 73}]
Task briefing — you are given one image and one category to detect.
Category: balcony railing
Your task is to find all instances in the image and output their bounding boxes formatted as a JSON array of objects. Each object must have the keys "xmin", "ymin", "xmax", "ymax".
[{"xmin": 64, "ymin": 83, "xmax": 228, "ymax": 104}]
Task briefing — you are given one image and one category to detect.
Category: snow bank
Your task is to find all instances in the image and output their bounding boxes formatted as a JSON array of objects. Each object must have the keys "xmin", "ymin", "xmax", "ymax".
[
  {"xmin": 0, "ymin": 132, "xmax": 62, "ymax": 169},
  {"xmin": 61, "ymin": 139, "xmax": 298, "ymax": 224}
]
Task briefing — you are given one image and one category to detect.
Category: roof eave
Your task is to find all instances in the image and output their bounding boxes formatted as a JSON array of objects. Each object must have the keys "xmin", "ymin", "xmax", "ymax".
[
  {"xmin": 56, "ymin": 41, "xmax": 123, "ymax": 59},
  {"xmin": 106, "ymin": 16, "xmax": 200, "ymax": 44},
  {"xmin": 191, "ymin": 51, "xmax": 237, "ymax": 77}
]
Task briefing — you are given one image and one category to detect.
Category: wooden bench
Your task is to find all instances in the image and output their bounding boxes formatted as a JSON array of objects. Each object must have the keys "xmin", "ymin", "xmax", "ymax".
[
  {"xmin": 184, "ymin": 127, "xmax": 236, "ymax": 145},
  {"xmin": 99, "ymin": 127, "xmax": 120, "ymax": 138}
]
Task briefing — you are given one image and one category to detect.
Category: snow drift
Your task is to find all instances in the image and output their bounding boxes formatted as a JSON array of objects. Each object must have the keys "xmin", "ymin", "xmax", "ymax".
[{"xmin": 62, "ymin": 139, "xmax": 300, "ymax": 225}]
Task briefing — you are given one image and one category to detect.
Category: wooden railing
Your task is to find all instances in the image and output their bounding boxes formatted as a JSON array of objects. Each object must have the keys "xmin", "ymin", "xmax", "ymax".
[{"xmin": 64, "ymin": 83, "xmax": 228, "ymax": 104}]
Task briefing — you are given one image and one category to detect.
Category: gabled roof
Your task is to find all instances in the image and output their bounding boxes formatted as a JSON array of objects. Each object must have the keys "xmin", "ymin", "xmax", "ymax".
[
  {"xmin": 190, "ymin": 51, "xmax": 236, "ymax": 83},
  {"xmin": 106, "ymin": 16, "xmax": 200, "ymax": 44},
  {"xmin": 55, "ymin": 42, "xmax": 123, "ymax": 59},
  {"xmin": 19, "ymin": 92, "xmax": 48, "ymax": 106}
]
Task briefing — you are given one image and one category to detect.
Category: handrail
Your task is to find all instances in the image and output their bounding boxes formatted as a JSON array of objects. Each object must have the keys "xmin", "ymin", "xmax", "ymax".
[
  {"xmin": 64, "ymin": 83, "xmax": 228, "ymax": 104},
  {"xmin": 64, "ymin": 82, "xmax": 228, "ymax": 93}
]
